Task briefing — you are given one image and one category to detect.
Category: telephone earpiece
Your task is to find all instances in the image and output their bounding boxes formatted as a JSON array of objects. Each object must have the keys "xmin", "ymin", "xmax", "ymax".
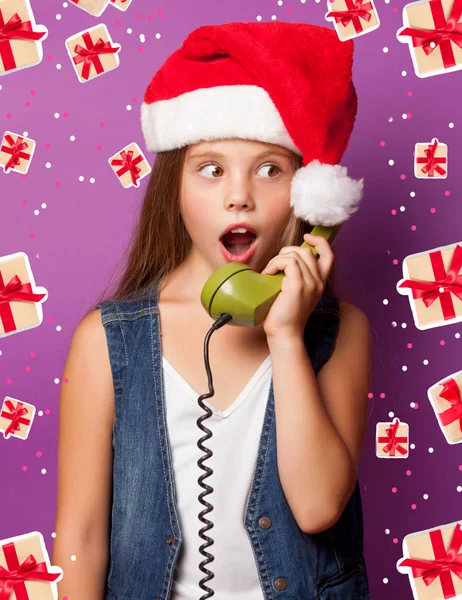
[{"xmin": 200, "ymin": 224, "xmax": 333, "ymax": 327}]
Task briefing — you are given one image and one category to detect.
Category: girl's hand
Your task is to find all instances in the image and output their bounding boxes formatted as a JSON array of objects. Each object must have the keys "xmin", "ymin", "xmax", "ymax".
[{"xmin": 261, "ymin": 233, "xmax": 335, "ymax": 340}]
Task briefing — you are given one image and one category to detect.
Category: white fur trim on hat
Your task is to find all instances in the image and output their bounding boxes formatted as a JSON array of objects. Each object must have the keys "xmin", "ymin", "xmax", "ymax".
[
  {"xmin": 290, "ymin": 160, "xmax": 364, "ymax": 227},
  {"xmin": 141, "ymin": 85, "xmax": 300, "ymax": 155}
]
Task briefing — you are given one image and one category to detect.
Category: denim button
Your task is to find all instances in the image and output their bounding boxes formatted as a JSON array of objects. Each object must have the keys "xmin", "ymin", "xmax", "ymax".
[
  {"xmin": 274, "ymin": 577, "xmax": 287, "ymax": 590},
  {"xmin": 167, "ymin": 536, "xmax": 175, "ymax": 545},
  {"xmin": 258, "ymin": 516, "xmax": 272, "ymax": 529}
]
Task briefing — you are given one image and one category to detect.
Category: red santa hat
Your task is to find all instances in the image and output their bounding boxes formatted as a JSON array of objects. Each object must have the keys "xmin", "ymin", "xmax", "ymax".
[{"xmin": 141, "ymin": 21, "xmax": 364, "ymax": 227}]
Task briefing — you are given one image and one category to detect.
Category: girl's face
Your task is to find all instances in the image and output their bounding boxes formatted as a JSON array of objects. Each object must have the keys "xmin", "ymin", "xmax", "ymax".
[{"xmin": 180, "ymin": 138, "xmax": 297, "ymax": 276}]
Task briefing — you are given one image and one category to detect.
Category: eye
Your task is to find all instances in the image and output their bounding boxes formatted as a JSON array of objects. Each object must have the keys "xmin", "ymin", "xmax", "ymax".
[{"xmin": 198, "ymin": 163, "xmax": 282, "ymax": 178}]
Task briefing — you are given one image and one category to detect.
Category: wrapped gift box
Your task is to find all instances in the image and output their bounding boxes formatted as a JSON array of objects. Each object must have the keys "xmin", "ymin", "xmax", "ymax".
[
  {"xmin": 108, "ymin": 142, "xmax": 151, "ymax": 188},
  {"xmin": 427, "ymin": 371, "xmax": 462, "ymax": 445},
  {"xmin": 396, "ymin": 241, "xmax": 462, "ymax": 330},
  {"xmin": 397, "ymin": 0, "xmax": 462, "ymax": 78},
  {"xmin": 69, "ymin": 0, "xmax": 109, "ymax": 16},
  {"xmin": 0, "ymin": 252, "xmax": 48, "ymax": 339},
  {"xmin": 0, "ymin": 531, "xmax": 63, "ymax": 599},
  {"xmin": 65, "ymin": 24, "xmax": 121, "ymax": 83},
  {"xmin": 397, "ymin": 520, "xmax": 462, "ymax": 599},
  {"xmin": 376, "ymin": 417, "xmax": 409, "ymax": 458},
  {"xmin": 414, "ymin": 138, "xmax": 448, "ymax": 179},
  {"xmin": 109, "ymin": 0, "xmax": 133, "ymax": 11},
  {"xmin": 325, "ymin": 0, "xmax": 380, "ymax": 41},
  {"xmin": 0, "ymin": 131, "xmax": 36, "ymax": 174},
  {"xmin": 0, "ymin": 0, "xmax": 48, "ymax": 76},
  {"xmin": 0, "ymin": 396, "xmax": 36, "ymax": 440}
]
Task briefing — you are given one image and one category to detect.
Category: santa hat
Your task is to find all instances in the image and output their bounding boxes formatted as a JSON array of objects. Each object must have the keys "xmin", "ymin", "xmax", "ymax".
[{"xmin": 141, "ymin": 21, "xmax": 364, "ymax": 227}]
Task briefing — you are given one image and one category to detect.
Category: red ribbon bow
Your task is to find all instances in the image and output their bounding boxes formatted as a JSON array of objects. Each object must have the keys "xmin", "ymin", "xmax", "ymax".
[
  {"xmin": 1, "ymin": 399, "xmax": 31, "ymax": 438},
  {"xmin": 73, "ymin": 31, "xmax": 120, "ymax": 80},
  {"xmin": 398, "ymin": 0, "xmax": 462, "ymax": 70},
  {"xmin": 0, "ymin": 541, "xmax": 61, "ymax": 600},
  {"xmin": 416, "ymin": 139, "xmax": 447, "ymax": 177},
  {"xmin": 438, "ymin": 377, "xmax": 462, "ymax": 430},
  {"xmin": 326, "ymin": 0, "xmax": 373, "ymax": 34},
  {"xmin": 0, "ymin": 11, "xmax": 47, "ymax": 72},
  {"xmin": 0, "ymin": 272, "xmax": 47, "ymax": 334},
  {"xmin": 111, "ymin": 150, "xmax": 143, "ymax": 186},
  {"xmin": 377, "ymin": 418, "xmax": 408, "ymax": 456},
  {"xmin": 398, "ymin": 523, "xmax": 462, "ymax": 598},
  {"xmin": 398, "ymin": 244, "xmax": 462, "ymax": 322},
  {"xmin": 1, "ymin": 134, "xmax": 30, "ymax": 173}
]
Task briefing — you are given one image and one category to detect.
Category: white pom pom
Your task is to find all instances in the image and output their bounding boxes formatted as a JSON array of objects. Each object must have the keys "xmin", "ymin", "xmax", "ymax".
[{"xmin": 290, "ymin": 160, "xmax": 364, "ymax": 226}]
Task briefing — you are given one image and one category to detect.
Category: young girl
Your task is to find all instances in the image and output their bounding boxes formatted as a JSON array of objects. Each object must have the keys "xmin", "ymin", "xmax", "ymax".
[{"xmin": 52, "ymin": 21, "xmax": 371, "ymax": 600}]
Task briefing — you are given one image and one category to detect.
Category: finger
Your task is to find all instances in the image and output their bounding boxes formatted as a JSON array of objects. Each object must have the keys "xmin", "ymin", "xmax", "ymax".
[
  {"xmin": 263, "ymin": 254, "xmax": 317, "ymax": 289},
  {"xmin": 279, "ymin": 248, "xmax": 322, "ymax": 289},
  {"xmin": 302, "ymin": 233, "xmax": 335, "ymax": 287}
]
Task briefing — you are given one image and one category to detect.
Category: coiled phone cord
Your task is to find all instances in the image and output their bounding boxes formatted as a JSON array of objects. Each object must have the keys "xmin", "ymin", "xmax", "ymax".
[{"xmin": 197, "ymin": 312, "xmax": 233, "ymax": 599}]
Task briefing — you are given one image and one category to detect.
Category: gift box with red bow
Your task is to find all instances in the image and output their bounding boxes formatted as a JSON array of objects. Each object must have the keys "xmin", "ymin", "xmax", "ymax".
[
  {"xmin": 376, "ymin": 417, "xmax": 409, "ymax": 458},
  {"xmin": 0, "ymin": 0, "xmax": 48, "ymax": 76},
  {"xmin": 0, "ymin": 531, "xmax": 63, "ymax": 599},
  {"xmin": 427, "ymin": 371, "xmax": 462, "ymax": 444},
  {"xmin": 109, "ymin": 0, "xmax": 133, "ymax": 11},
  {"xmin": 0, "ymin": 252, "xmax": 48, "ymax": 339},
  {"xmin": 65, "ymin": 24, "xmax": 121, "ymax": 83},
  {"xmin": 0, "ymin": 396, "xmax": 35, "ymax": 440},
  {"xmin": 397, "ymin": 0, "xmax": 462, "ymax": 78},
  {"xmin": 108, "ymin": 142, "xmax": 151, "ymax": 188},
  {"xmin": 325, "ymin": 0, "xmax": 380, "ymax": 41},
  {"xmin": 396, "ymin": 241, "xmax": 462, "ymax": 330},
  {"xmin": 415, "ymin": 138, "xmax": 448, "ymax": 179},
  {"xmin": 0, "ymin": 131, "xmax": 36, "ymax": 174},
  {"xmin": 69, "ymin": 0, "xmax": 109, "ymax": 17},
  {"xmin": 397, "ymin": 521, "xmax": 462, "ymax": 599}
]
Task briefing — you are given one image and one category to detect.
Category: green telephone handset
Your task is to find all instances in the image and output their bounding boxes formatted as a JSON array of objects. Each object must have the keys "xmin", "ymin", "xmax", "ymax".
[{"xmin": 200, "ymin": 224, "xmax": 333, "ymax": 327}]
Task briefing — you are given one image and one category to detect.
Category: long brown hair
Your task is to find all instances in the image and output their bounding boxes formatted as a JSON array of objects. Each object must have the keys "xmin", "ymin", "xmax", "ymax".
[{"xmin": 86, "ymin": 146, "xmax": 343, "ymax": 317}]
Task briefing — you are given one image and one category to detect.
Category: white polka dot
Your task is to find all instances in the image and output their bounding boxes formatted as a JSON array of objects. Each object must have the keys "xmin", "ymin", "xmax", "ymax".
[
  {"xmin": 126, "ymin": 105, "xmax": 132, "ymax": 111},
  {"xmin": 70, "ymin": 135, "xmax": 75, "ymax": 141},
  {"xmin": 389, "ymin": 159, "xmax": 394, "ymax": 166},
  {"xmin": 383, "ymin": 47, "xmax": 389, "ymax": 53},
  {"xmin": 391, "ymin": 321, "xmax": 397, "ymax": 327},
  {"xmin": 388, "ymin": 411, "xmax": 394, "ymax": 418},
  {"xmin": 423, "ymin": 493, "xmax": 429, "ymax": 499},
  {"xmin": 383, "ymin": 298, "xmax": 389, "ymax": 305},
  {"xmin": 401, "ymin": 322, "xmax": 407, "ymax": 328},
  {"xmin": 402, "ymin": 365, "xmax": 407, "ymax": 371},
  {"xmin": 56, "ymin": 14, "xmax": 61, "ymax": 20},
  {"xmin": 127, "ymin": 28, "xmax": 132, "ymax": 34},
  {"xmin": 456, "ymin": 332, "xmax": 461, "ymax": 339},
  {"xmin": 34, "ymin": 209, "xmax": 40, "ymax": 216},
  {"xmin": 428, "ymin": 447, "xmax": 434, "ymax": 453},
  {"xmin": 401, "ymin": 70, "xmax": 407, "ymax": 76},
  {"xmin": 41, "ymin": 468, "xmax": 47, "ymax": 474},
  {"xmin": 139, "ymin": 34, "xmax": 145, "ymax": 43},
  {"xmin": 71, "ymin": 555, "xmax": 77, "ymax": 561},
  {"xmin": 399, "ymin": 206, "xmax": 405, "ymax": 212},
  {"xmin": 38, "ymin": 410, "xmax": 43, "ymax": 416},
  {"xmin": 45, "ymin": 162, "xmax": 51, "ymax": 168},
  {"xmin": 155, "ymin": 33, "xmax": 161, "ymax": 39},
  {"xmin": 90, "ymin": 177, "xmax": 95, "ymax": 183},
  {"xmin": 51, "ymin": 532, "xmax": 57, "ymax": 538},
  {"xmin": 410, "ymin": 191, "xmax": 415, "ymax": 197},
  {"xmin": 385, "ymin": 528, "xmax": 390, "ymax": 534},
  {"xmin": 388, "ymin": 117, "xmax": 393, "ymax": 122},
  {"xmin": 278, "ymin": 0, "xmax": 283, "ymax": 4},
  {"xmin": 54, "ymin": 378, "xmax": 60, "ymax": 384},
  {"xmin": 423, "ymin": 359, "xmax": 429, "ymax": 365},
  {"xmin": 0, "ymin": 85, "xmax": 2, "ymax": 91},
  {"xmin": 63, "ymin": 1, "xmax": 68, "ymax": 6},
  {"xmin": 257, "ymin": 15, "xmax": 262, "ymax": 21},
  {"xmin": 54, "ymin": 112, "xmax": 60, "ymax": 119},
  {"xmin": 56, "ymin": 64, "xmax": 62, "ymax": 70},
  {"xmin": 410, "ymin": 402, "xmax": 415, "ymax": 408},
  {"xmin": 458, "ymin": 486, "xmax": 462, "ymax": 492},
  {"xmin": 79, "ymin": 175, "xmax": 84, "ymax": 181},
  {"xmin": 383, "ymin": 578, "xmax": 389, "ymax": 584},
  {"xmin": 410, "ymin": 443, "xmax": 415, "ymax": 449},
  {"xmin": 402, "ymin": 113, "xmax": 407, "ymax": 119},
  {"xmin": 56, "ymin": 325, "xmax": 62, "ymax": 332},
  {"xmin": 23, "ymin": 131, "xmax": 28, "ymax": 137},
  {"xmin": 430, "ymin": 41, "xmax": 436, "ymax": 48},
  {"xmin": 41, "ymin": 203, "xmax": 47, "ymax": 209},
  {"xmin": 449, "ymin": 122, "xmax": 454, "ymax": 128}
]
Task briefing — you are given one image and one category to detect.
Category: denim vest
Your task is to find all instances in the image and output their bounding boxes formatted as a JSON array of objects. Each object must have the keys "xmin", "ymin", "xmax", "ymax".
[{"xmin": 97, "ymin": 280, "xmax": 370, "ymax": 600}]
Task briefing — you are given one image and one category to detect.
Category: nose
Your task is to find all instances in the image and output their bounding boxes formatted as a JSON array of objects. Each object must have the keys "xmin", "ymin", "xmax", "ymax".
[{"xmin": 224, "ymin": 184, "xmax": 255, "ymax": 211}]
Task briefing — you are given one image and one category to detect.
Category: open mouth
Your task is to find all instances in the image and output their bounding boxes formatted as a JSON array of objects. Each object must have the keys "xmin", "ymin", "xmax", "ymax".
[{"xmin": 219, "ymin": 231, "xmax": 258, "ymax": 262}]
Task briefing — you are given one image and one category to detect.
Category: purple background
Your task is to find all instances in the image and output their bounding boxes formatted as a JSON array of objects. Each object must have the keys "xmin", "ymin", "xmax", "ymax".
[{"xmin": 1, "ymin": 0, "xmax": 461, "ymax": 598}]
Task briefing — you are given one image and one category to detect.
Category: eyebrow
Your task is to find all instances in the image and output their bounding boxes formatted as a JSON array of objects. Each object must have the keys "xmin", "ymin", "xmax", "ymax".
[{"xmin": 187, "ymin": 148, "xmax": 292, "ymax": 161}]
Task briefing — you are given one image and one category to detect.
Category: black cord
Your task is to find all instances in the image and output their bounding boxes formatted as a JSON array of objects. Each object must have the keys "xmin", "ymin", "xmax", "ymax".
[{"xmin": 196, "ymin": 312, "xmax": 233, "ymax": 599}]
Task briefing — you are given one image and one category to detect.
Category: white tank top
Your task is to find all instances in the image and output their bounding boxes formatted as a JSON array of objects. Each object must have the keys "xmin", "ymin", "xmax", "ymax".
[{"xmin": 162, "ymin": 353, "xmax": 273, "ymax": 600}]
